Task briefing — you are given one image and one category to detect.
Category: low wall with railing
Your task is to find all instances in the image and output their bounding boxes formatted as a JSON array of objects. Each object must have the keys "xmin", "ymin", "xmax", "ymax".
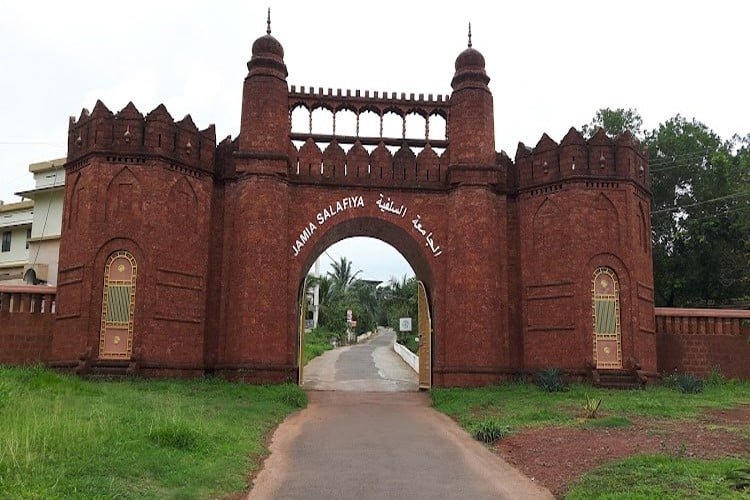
[
  {"xmin": 0, "ymin": 285, "xmax": 56, "ymax": 364},
  {"xmin": 655, "ymin": 307, "xmax": 750, "ymax": 379}
]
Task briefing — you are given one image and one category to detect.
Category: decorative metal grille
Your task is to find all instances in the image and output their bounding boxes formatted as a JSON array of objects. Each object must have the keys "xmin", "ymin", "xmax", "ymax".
[{"xmin": 106, "ymin": 286, "xmax": 132, "ymax": 323}]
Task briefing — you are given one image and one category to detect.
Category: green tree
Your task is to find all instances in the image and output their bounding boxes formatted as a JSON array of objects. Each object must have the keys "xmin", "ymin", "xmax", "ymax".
[
  {"xmin": 582, "ymin": 108, "xmax": 750, "ymax": 306},
  {"xmin": 328, "ymin": 256, "xmax": 362, "ymax": 291},
  {"xmin": 380, "ymin": 275, "xmax": 419, "ymax": 352},
  {"xmin": 308, "ymin": 275, "xmax": 340, "ymax": 331},
  {"xmin": 581, "ymin": 107, "xmax": 644, "ymax": 139},
  {"xmin": 646, "ymin": 116, "xmax": 750, "ymax": 306},
  {"xmin": 309, "ymin": 257, "xmax": 381, "ymax": 339}
]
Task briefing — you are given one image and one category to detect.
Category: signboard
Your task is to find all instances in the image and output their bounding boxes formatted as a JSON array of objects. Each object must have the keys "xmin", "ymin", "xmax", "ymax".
[{"xmin": 399, "ymin": 317, "xmax": 412, "ymax": 332}]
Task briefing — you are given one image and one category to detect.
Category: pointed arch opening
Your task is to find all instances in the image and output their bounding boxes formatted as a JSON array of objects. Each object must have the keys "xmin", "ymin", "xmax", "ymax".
[
  {"xmin": 294, "ymin": 216, "xmax": 438, "ymax": 390},
  {"xmin": 592, "ymin": 266, "xmax": 622, "ymax": 369},
  {"xmin": 99, "ymin": 250, "xmax": 137, "ymax": 359}
]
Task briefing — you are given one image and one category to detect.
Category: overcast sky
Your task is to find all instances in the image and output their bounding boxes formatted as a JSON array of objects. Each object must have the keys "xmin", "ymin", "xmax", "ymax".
[{"xmin": 1, "ymin": 1, "xmax": 748, "ymax": 281}]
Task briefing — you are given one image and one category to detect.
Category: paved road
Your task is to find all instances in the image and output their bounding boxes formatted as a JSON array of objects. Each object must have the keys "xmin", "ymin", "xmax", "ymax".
[
  {"xmin": 303, "ymin": 329, "xmax": 418, "ymax": 391},
  {"xmin": 248, "ymin": 331, "xmax": 553, "ymax": 500}
]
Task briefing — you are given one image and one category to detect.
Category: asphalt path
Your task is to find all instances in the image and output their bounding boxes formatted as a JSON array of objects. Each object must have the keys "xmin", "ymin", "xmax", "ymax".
[
  {"xmin": 302, "ymin": 328, "xmax": 418, "ymax": 391},
  {"xmin": 248, "ymin": 330, "xmax": 553, "ymax": 500}
]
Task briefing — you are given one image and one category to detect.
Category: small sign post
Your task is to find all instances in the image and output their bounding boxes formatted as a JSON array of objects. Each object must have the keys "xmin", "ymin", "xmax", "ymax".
[{"xmin": 399, "ymin": 317, "xmax": 412, "ymax": 332}]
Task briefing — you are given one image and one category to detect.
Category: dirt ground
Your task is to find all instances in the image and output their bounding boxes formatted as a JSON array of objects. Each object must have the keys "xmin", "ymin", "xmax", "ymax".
[{"xmin": 496, "ymin": 405, "xmax": 750, "ymax": 498}]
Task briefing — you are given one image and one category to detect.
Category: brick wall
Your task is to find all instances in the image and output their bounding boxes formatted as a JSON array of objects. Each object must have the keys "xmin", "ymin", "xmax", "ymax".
[
  {"xmin": 0, "ymin": 287, "xmax": 56, "ymax": 364},
  {"xmin": 656, "ymin": 308, "xmax": 750, "ymax": 378},
  {"xmin": 35, "ymin": 29, "xmax": 659, "ymax": 386}
]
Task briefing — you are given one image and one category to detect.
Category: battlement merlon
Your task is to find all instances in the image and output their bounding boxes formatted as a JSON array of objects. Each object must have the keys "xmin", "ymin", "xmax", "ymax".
[
  {"xmin": 66, "ymin": 100, "xmax": 216, "ymax": 175},
  {"xmin": 514, "ymin": 127, "xmax": 650, "ymax": 193}
]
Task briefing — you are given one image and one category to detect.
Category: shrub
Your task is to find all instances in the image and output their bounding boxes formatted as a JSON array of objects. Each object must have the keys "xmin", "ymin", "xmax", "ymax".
[
  {"xmin": 469, "ymin": 418, "xmax": 511, "ymax": 443},
  {"xmin": 661, "ymin": 369, "xmax": 679, "ymax": 388},
  {"xmin": 675, "ymin": 374, "xmax": 704, "ymax": 394},
  {"xmin": 397, "ymin": 331, "xmax": 419, "ymax": 355},
  {"xmin": 535, "ymin": 368, "xmax": 568, "ymax": 392}
]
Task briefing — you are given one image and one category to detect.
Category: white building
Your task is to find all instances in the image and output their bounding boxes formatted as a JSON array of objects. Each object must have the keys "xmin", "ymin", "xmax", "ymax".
[
  {"xmin": 16, "ymin": 158, "xmax": 66, "ymax": 285},
  {"xmin": 0, "ymin": 200, "xmax": 34, "ymax": 282},
  {"xmin": 0, "ymin": 158, "xmax": 65, "ymax": 285}
]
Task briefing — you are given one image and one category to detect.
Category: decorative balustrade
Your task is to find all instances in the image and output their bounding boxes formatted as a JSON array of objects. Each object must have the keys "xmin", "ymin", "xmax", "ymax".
[
  {"xmin": 655, "ymin": 307, "xmax": 750, "ymax": 336},
  {"xmin": 655, "ymin": 307, "xmax": 750, "ymax": 379},
  {"xmin": 0, "ymin": 285, "xmax": 57, "ymax": 364}
]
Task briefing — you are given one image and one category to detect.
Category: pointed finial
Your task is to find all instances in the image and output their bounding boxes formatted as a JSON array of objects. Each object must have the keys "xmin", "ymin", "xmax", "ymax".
[
  {"xmin": 266, "ymin": 7, "xmax": 271, "ymax": 35},
  {"xmin": 468, "ymin": 22, "xmax": 472, "ymax": 48}
]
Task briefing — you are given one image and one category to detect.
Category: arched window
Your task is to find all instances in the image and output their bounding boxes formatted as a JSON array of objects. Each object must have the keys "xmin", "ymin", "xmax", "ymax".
[
  {"xmin": 591, "ymin": 267, "xmax": 622, "ymax": 369},
  {"xmin": 99, "ymin": 251, "xmax": 137, "ymax": 359}
]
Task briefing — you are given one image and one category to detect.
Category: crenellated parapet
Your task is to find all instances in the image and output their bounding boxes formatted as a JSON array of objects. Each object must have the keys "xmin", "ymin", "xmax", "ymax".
[
  {"xmin": 288, "ymin": 138, "xmax": 447, "ymax": 188},
  {"xmin": 66, "ymin": 100, "xmax": 216, "ymax": 174},
  {"xmin": 515, "ymin": 127, "xmax": 649, "ymax": 193}
]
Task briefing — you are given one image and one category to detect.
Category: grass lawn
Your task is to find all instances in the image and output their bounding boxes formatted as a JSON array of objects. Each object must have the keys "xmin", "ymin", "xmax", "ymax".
[
  {"xmin": 566, "ymin": 455, "xmax": 748, "ymax": 500},
  {"xmin": 432, "ymin": 380, "xmax": 750, "ymax": 498},
  {"xmin": 432, "ymin": 380, "xmax": 750, "ymax": 429},
  {"xmin": 302, "ymin": 326, "xmax": 336, "ymax": 364},
  {"xmin": 0, "ymin": 365, "xmax": 306, "ymax": 499}
]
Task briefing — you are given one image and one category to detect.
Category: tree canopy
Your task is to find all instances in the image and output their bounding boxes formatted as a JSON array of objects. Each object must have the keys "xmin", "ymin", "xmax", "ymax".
[
  {"xmin": 308, "ymin": 256, "xmax": 420, "ymax": 351},
  {"xmin": 584, "ymin": 108, "xmax": 750, "ymax": 307}
]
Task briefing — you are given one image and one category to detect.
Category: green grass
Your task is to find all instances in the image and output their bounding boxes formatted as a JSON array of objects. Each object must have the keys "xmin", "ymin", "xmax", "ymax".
[
  {"xmin": 303, "ymin": 326, "xmax": 336, "ymax": 364},
  {"xmin": 433, "ymin": 381, "xmax": 750, "ymax": 497},
  {"xmin": 0, "ymin": 365, "xmax": 306, "ymax": 499},
  {"xmin": 431, "ymin": 380, "xmax": 750, "ymax": 432},
  {"xmin": 565, "ymin": 455, "xmax": 749, "ymax": 499}
]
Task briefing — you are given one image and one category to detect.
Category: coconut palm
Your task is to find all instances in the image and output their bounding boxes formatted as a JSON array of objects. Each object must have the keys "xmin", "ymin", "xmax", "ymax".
[{"xmin": 327, "ymin": 256, "xmax": 362, "ymax": 292}]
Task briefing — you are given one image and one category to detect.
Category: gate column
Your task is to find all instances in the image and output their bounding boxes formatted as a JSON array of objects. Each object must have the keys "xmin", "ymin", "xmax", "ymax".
[
  {"xmin": 218, "ymin": 22, "xmax": 295, "ymax": 381},
  {"xmin": 438, "ymin": 37, "xmax": 508, "ymax": 386}
]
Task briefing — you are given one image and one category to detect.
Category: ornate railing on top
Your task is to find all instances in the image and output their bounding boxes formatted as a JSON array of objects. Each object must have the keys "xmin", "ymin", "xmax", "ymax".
[
  {"xmin": 0, "ymin": 284, "xmax": 57, "ymax": 314},
  {"xmin": 287, "ymin": 86, "xmax": 451, "ymax": 187}
]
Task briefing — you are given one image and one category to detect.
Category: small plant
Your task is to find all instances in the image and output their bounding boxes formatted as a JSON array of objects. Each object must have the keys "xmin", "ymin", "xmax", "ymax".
[
  {"xmin": 726, "ymin": 465, "xmax": 750, "ymax": 491},
  {"xmin": 675, "ymin": 374, "xmax": 704, "ymax": 394},
  {"xmin": 583, "ymin": 393, "xmax": 602, "ymax": 419},
  {"xmin": 659, "ymin": 441, "xmax": 687, "ymax": 458},
  {"xmin": 535, "ymin": 368, "xmax": 568, "ymax": 392},
  {"xmin": 707, "ymin": 365, "xmax": 725, "ymax": 386},
  {"xmin": 660, "ymin": 369, "xmax": 679, "ymax": 388},
  {"xmin": 469, "ymin": 418, "xmax": 511, "ymax": 443}
]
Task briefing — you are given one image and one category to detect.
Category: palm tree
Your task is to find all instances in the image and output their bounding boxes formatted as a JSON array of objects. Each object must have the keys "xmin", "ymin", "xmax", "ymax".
[{"xmin": 327, "ymin": 256, "xmax": 362, "ymax": 292}]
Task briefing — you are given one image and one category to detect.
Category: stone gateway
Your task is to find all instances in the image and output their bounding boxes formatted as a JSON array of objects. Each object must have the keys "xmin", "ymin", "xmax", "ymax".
[{"xmin": 48, "ymin": 22, "xmax": 657, "ymax": 386}]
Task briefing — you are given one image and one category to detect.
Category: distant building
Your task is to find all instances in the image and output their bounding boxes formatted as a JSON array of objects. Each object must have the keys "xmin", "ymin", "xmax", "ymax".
[
  {"xmin": 0, "ymin": 158, "xmax": 65, "ymax": 285},
  {"xmin": 0, "ymin": 200, "xmax": 33, "ymax": 282},
  {"xmin": 16, "ymin": 158, "xmax": 66, "ymax": 285}
]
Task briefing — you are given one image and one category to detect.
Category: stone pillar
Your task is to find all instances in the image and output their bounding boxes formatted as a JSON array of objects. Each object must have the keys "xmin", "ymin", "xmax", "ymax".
[
  {"xmin": 220, "ymin": 23, "xmax": 294, "ymax": 381},
  {"xmin": 438, "ymin": 38, "xmax": 508, "ymax": 385}
]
